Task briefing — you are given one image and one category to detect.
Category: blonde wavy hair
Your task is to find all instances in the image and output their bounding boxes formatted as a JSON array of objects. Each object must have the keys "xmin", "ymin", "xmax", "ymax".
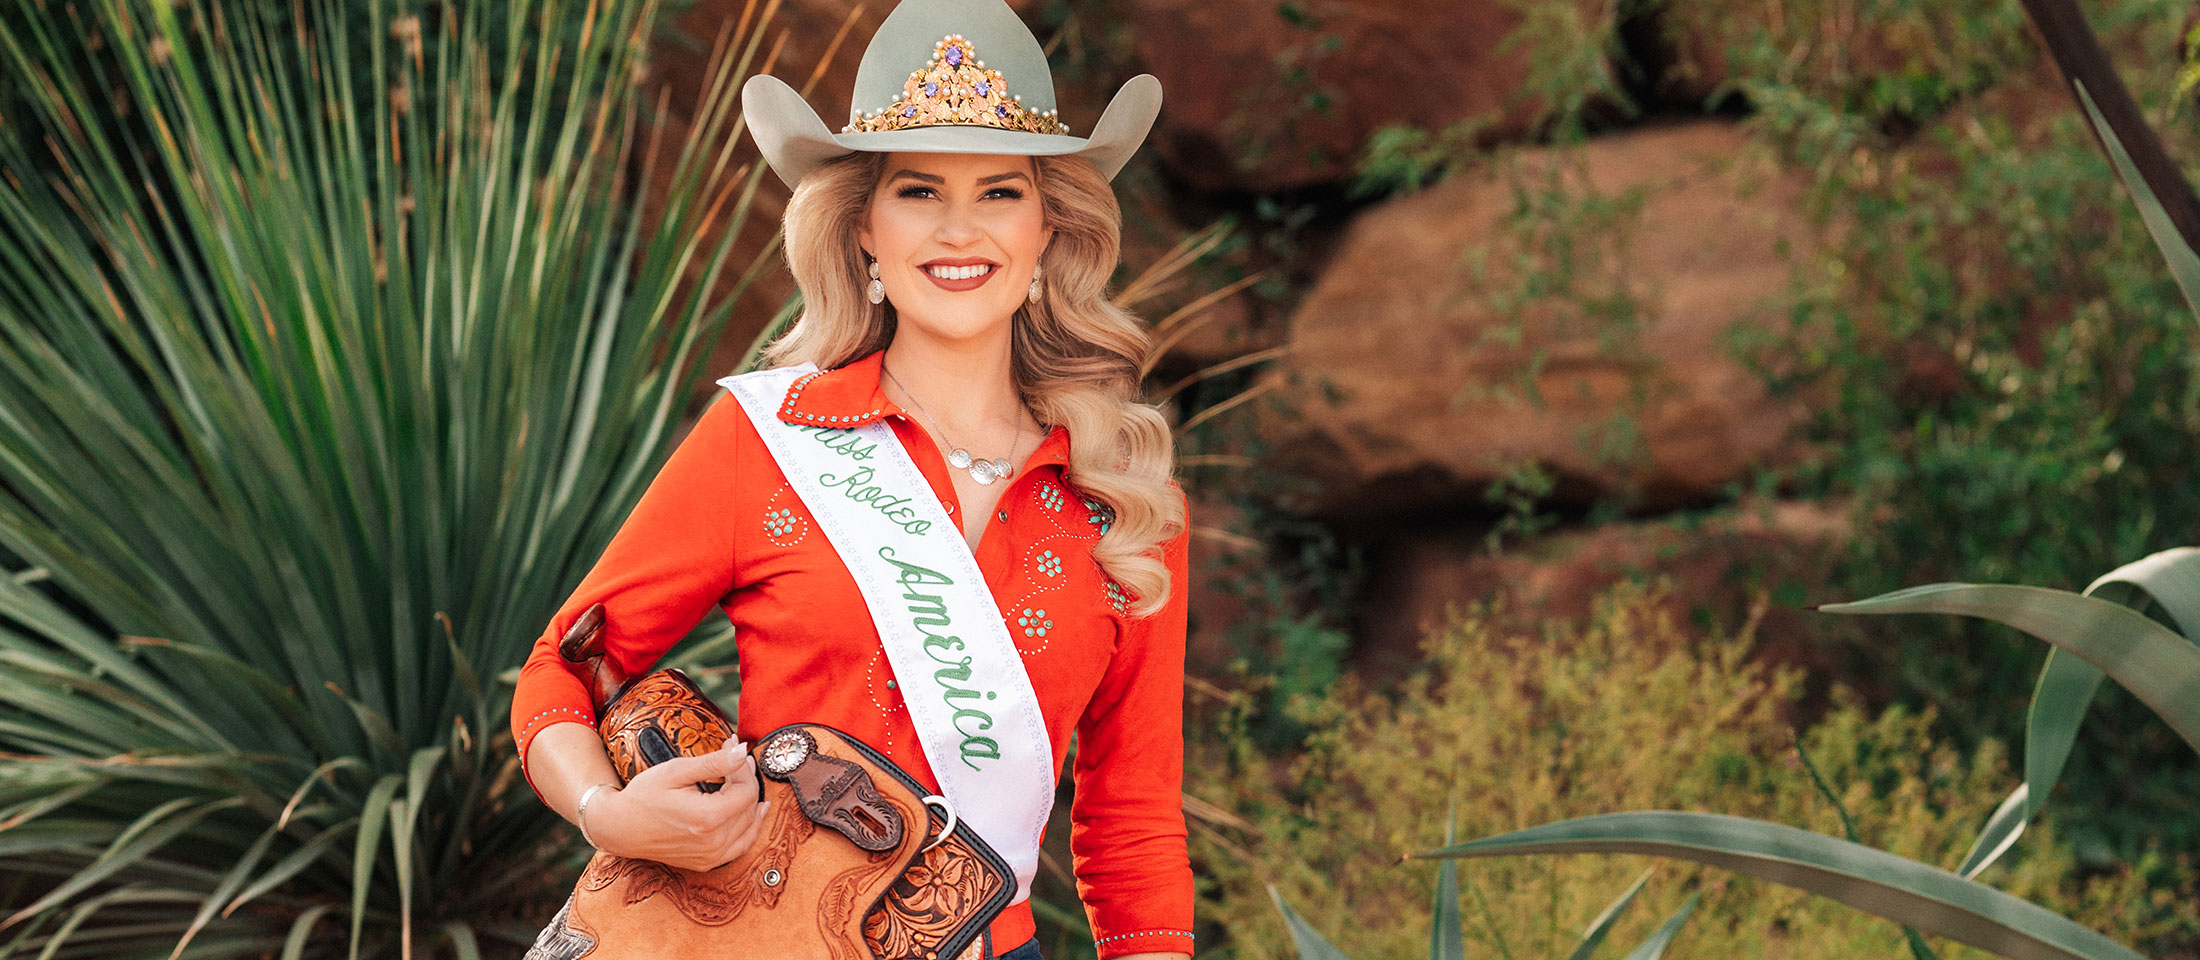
[{"xmin": 760, "ymin": 150, "xmax": 1184, "ymax": 616}]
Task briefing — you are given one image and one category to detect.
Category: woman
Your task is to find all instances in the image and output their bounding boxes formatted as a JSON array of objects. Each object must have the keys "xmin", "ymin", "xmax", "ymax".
[{"xmin": 507, "ymin": 0, "xmax": 1192, "ymax": 957}]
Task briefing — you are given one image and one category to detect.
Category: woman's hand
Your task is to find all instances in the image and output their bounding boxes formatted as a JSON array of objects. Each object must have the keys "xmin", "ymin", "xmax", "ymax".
[{"xmin": 583, "ymin": 740, "xmax": 771, "ymax": 872}]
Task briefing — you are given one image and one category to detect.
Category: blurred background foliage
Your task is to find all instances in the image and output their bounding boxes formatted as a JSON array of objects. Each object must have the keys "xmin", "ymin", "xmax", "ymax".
[{"xmin": 1189, "ymin": 585, "xmax": 2199, "ymax": 959}]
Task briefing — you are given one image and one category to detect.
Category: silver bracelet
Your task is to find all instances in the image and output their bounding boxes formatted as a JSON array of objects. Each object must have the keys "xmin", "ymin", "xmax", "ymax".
[{"xmin": 575, "ymin": 782, "xmax": 615, "ymax": 848}]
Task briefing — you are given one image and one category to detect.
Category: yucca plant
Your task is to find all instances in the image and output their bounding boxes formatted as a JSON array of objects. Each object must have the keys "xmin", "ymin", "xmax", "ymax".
[
  {"xmin": 1406, "ymin": 0, "xmax": 2200, "ymax": 957},
  {"xmin": 0, "ymin": 0, "xmax": 791, "ymax": 954}
]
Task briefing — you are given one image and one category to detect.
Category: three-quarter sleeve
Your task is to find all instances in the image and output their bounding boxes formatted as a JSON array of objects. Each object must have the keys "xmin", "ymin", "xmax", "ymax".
[
  {"xmin": 507, "ymin": 394, "xmax": 749, "ymax": 801},
  {"xmin": 1069, "ymin": 485, "xmax": 1195, "ymax": 958}
]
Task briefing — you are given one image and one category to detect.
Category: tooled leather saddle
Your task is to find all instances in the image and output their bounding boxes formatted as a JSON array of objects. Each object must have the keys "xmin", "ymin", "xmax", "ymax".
[{"xmin": 523, "ymin": 604, "xmax": 1016, "ymax": 960}]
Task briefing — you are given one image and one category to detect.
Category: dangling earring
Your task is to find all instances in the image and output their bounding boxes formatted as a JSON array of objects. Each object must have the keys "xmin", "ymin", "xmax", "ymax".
[
  {"xmin": 1027, "ymin": 262, "xmax": 1043, "ymax": 304},
  {"xmin": 867, "ymin": 257, "xmax": 885, "ymax": 305}
]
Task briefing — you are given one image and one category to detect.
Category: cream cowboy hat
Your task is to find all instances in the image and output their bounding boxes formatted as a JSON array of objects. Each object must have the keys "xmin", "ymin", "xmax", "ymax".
[{"xmin": 739, "ymin": 0, "xmax": 1163, "ymax": 190}]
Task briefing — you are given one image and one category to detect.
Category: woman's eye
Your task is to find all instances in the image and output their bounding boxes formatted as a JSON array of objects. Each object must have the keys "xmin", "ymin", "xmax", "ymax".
[{"xmin": 893, "ymin": 186, "xmax": 1023, "ymax": 199}]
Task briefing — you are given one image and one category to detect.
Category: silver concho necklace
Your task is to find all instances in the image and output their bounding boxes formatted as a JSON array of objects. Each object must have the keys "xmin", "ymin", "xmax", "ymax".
[{"xmin": 884, "ymin": 365, "xmax": 1029, "ymax": 486}]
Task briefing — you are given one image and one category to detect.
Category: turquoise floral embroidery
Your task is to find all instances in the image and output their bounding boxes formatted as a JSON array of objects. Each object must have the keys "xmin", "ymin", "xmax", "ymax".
[
  {"xmin": 1035, "ymin": 482, "xmax": 1064, "ymax": 511},
  {"xmin": 1080, "ymin": 496, "xmax": 1114, "ymax": 535},
  {"xmin": 1104, "ymin": 580, "xmax": 1129, "ymax": 614},
  {"xmin": 1035, "ymin": 549, "xmax": 1062, "ymax": 578},
  {"xmin": 763, "ymin": 506, "xmax": 799, "ymax": 538},
  {"xmin": 1017, "ymin": 608, "xmax": 1053, "ymax": 638}
]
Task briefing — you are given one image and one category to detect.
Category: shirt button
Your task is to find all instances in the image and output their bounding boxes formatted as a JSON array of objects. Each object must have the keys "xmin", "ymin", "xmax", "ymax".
[
  {"xmin": 996, "ymin": 509, "xmax": 1009, "ymax": 523},
  {"xmin": 942, "ymin": 501, "xmax": 955, "ymax": 515}
]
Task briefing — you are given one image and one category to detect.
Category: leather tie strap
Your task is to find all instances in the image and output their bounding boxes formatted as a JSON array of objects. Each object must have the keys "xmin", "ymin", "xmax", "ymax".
[{"xmin": 756, "ymin": 728, "xmax": 905, "ymax": 852}]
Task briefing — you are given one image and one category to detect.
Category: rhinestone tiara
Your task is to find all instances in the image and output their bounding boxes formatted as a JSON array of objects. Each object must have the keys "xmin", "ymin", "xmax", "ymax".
[{"xmin": 842, "ymin": 34, "xmax": 1070, "ymax": 136}]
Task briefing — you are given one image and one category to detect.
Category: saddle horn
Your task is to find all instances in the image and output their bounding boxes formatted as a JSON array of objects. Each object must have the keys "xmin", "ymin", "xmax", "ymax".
[{"xmin": 558, "ymin": 603, "xmax": 631, "ymax": 714}]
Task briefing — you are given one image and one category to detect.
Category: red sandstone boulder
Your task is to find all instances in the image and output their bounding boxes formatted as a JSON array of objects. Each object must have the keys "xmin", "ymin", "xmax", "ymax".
[
  {"xmin": 1116, "ymin": 0, "xmax": 1598, "ymax": 192},
  {"xmin": 1263, "ymin": 120, "xmax": 1823, "ymax": 515}
]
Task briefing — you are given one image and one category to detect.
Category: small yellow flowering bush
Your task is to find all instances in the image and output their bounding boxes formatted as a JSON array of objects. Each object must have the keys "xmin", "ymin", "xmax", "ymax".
[{"xmin": 1188, "ymin": 583, "xmax": 2199, "ymax": 959}]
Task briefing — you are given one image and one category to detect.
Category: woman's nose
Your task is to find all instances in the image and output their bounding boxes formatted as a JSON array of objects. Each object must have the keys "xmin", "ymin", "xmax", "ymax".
[{"xmin": 934, "ymin": 202, "xmax": 984, "ymax": 243}]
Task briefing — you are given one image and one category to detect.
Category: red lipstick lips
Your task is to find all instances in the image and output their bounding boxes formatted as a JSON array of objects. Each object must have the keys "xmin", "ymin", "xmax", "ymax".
[{"xmin": 918, "ymin": 258, "xmax": 1000, "ymax": 293}]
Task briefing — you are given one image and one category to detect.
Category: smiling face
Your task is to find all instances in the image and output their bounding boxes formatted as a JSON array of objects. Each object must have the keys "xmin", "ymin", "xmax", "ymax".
[{"xmin": 857, "ymin": 151, "xmax": 1055, "ymax": 347}]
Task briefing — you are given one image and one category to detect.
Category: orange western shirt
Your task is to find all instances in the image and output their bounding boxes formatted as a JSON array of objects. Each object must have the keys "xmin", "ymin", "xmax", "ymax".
[{"xmin": 509, "ymin": 348, "xmax": 1195, "ymax": 958}]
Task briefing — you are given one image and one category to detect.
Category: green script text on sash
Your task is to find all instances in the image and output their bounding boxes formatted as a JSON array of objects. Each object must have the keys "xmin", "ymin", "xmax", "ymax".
[
  {"xmin": 801, "ymin": 425, "xmax": 932, "ymax": 536},
  {"xmin": 879, "ymin": 547, "xmax": 1001, "ymax": 770},
  {"xmin": 800, "ymin": 423, "xmax": 998, "ymax": 769}
]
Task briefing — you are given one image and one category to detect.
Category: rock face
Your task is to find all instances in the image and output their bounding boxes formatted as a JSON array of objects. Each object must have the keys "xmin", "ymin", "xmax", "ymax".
[
  {"xmin": 1263, "ymin": 120, "xmax": 1821, "ymax": 517},
  {"xmin": 1345, "ymin": 498, "xmax": 1853, "ymax": 685},
  {"xmin": 1117, "ymin": 0, "xmax": 1582, "ymax": 193}
]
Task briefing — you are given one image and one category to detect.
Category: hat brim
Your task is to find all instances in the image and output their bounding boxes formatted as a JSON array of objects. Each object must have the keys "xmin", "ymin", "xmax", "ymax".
[{"xmin": 741, "ymin": 73, "xmax": 1161, "ymax": 191}]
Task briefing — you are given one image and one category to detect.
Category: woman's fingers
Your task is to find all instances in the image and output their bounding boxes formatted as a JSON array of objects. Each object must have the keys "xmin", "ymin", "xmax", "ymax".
[
  {"xmin": 592, "ymin": 739, "xmax": 777, "ymax": 871},
  {"xmin": 711, "ymin": 800, "xmax": 773, "ymax": 868},
  {"xmin": 661, "ymin": 756, "xmax": 757, "ymax": 822},
  {"xmin": 723, "ymin": 750, "xmax": 761, "ymax": 799},
  {"xmin": 630, "ymin": 739, "xmax": 747, "ymax": 793},
  {"xmin": 657, "ymin": 798, "xmax": 769, "ymax": 872}
]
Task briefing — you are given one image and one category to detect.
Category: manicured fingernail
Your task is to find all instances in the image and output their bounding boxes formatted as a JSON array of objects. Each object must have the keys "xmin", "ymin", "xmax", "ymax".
[{"xmin": 728, "ymin": 740, "xmax": 749, "ymax": 757}]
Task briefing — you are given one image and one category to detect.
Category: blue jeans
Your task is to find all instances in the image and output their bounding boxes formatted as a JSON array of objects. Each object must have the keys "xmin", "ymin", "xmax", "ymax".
[{"xmin": 996, "ymin": 938, "xmax": 1043, "ymax": 960}]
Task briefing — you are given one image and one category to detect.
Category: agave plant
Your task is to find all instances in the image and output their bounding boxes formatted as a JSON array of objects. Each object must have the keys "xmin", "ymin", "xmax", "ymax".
[
  {"xmin": 1403, "ymin": 0, "xmax": 2200, "ymax": 956},
  {"xmin": 1414, "ymin": 542, "xmax": 2199, "ymax": 960},
  {"xmin": 1270, "ymin": 813, "xmax": 1700, "ymax": 960},
  {"xmin": 0, "ymin": 0, "xmax": 792, "ymax": 955}
]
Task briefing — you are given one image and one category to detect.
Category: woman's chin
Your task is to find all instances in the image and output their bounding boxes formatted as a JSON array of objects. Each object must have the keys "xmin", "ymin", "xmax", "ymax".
[{"xmin": 890, "ymin": 300, "xmax": 1020, "ymax": 343}]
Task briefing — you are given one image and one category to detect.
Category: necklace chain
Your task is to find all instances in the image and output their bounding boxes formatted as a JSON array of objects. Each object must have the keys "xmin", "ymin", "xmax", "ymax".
[{"xmin": 884, "ymin": 364, "xmax": 1028, "ymax": 486}]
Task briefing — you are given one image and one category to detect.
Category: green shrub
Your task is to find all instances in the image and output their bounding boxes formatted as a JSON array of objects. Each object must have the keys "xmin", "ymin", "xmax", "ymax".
[{"xmin": 1188, "ymin": 584, "xmax": 2199, "ymax": 958}]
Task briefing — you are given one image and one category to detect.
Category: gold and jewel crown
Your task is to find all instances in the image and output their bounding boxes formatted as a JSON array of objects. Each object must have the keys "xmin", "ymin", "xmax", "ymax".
[{"xmin": 842, "ymin": 34, "xmax": 1070, "ymax": 136}]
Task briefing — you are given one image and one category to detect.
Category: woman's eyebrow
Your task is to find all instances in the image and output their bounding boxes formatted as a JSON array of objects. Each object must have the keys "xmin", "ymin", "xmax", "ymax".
[{"xmin": 886, "ymin": 170, "xmax": 1032, "ymax": 186}]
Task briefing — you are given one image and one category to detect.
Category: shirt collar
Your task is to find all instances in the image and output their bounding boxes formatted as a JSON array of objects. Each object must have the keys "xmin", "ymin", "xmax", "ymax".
[{"xmin": 776, "ymin": 348, "xmax": 1071, "ymax": 468}]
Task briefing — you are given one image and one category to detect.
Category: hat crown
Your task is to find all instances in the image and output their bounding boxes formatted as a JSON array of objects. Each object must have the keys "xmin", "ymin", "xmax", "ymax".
[{"xmin": 849, "ymin": 0, "xmax": 1058, "ymax": 122}]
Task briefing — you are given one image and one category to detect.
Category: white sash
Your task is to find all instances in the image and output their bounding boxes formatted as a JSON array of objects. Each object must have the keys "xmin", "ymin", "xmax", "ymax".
[{"xmin": 718, "ymin": 364, "xmax": 1053, "ymax": 905}]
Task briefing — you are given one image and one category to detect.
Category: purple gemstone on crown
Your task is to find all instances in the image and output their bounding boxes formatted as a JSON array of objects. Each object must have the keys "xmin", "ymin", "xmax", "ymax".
[
  {"xmin": 975, "ymin": 80, "xmax": 989, "ymax": 95},
  {"xmin": 995, "ymin": 104, "xmax": 1010, "ymax": 116},
  {"xmin": 903, "ymin": 105, "xmax": 917, "ymax": 117},
  {"xmin": 924, "ymin": 81, "xmax": 938, "ymax": 96},
  {"xmin": 945, "ymin": 45, "xmax": 963, "ymax": 66}
]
